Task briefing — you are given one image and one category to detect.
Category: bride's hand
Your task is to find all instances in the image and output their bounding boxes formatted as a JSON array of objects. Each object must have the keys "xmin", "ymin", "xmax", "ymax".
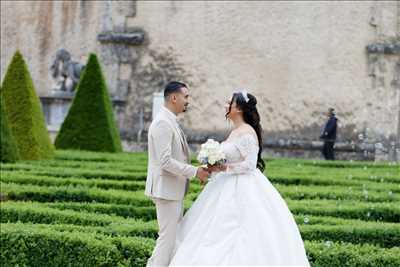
[
  {"xmin": 218, "ymin": 164, "xmax": 227, "ymax": 172},
  {"xmin": 207, "ymin": 164, "xmax": 227, "ymax": 173}
]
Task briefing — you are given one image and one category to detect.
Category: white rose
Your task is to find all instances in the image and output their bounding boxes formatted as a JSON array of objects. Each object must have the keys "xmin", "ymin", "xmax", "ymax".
[
  {"xmin": 197, "ymin": 152, "xmax": 205, "ymax": 161},
  {"xmin": 198, "ymin": 139, "xmax": 225, "ymax": 165},
  {"xmin": 208, "ymin": 156, "xmax": 216, "ymax": 165}
]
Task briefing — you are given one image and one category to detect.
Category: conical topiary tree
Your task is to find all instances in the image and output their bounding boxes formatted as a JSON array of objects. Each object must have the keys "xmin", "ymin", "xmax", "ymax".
[
  {"xmin": 55, "ymin": 53, "xmax": 122, "ymax": 152},
  {"xmin": 0, "ymin": 90, "xmax": 20, "ymax": 163},
  {"xmin": 1, "ymin": 51, "xmax": 54, "ymax": 160}
]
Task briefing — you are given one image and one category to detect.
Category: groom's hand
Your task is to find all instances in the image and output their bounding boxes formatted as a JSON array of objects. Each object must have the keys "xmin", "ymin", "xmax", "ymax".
[{"xmin": 196, "ymin": 167, "xmax": 209, "ymax": 183}]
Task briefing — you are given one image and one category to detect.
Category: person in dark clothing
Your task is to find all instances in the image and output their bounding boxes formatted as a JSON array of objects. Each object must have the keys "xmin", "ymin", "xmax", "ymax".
[{"xmin": 320, "ymin": 108, "xmax": 338, "ymax": 160}]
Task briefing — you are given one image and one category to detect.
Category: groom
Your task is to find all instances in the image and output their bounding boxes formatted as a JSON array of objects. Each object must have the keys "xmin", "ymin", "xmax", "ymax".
[{"xmin": 145, "ymin": 81, "xmax": 210, "ymax": 267}]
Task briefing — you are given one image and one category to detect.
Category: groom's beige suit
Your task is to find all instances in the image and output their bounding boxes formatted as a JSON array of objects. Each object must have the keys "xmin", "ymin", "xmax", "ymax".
[{"xmin": 145, "ymin": 106, "xmax": 198, "ymax": 267}]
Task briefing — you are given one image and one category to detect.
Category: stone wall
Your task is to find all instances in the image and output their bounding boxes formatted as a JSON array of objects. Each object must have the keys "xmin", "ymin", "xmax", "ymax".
[{"xmin": 1, "ymin": 1, "xmax": 399, "ymax": 160}]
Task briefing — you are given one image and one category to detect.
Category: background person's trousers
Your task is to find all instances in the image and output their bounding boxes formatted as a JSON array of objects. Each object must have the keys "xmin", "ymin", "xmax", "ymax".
[
  {"xmin": 146, "ymin": 198, "xmax": 184, "ymax": 267},
  {"xmin": 322, "ymin": 141, "xmax": 335, "ymax": 160}
]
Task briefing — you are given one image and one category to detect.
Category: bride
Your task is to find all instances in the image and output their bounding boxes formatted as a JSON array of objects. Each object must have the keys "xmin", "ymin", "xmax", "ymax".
[{"xmin": 169, "ymin": 91, "xmax": 310, "ymax": 266}]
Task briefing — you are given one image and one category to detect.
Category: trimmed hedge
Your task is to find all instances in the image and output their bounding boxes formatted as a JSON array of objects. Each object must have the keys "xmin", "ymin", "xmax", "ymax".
[
  {"xmin": 3, "ymin": 200, "xmax": 395, "ymax": 228},
  {"xmin": 305, "ymin": 240, "xmax": 400, "ymax": 267},
  {"xmin": 1, "ymin": 151, "xmax": 399, "ymax": 265},
  {"xmin": 0, "ymin": 51, "xmax": 54, "ymax": 160},
  {"xmin": 1, "ymin": 171, "xmax": 146, "ymax": 191},
  {"xmin": 0, "ymin": 169, "xmax": 202, "ymax": 194},
  {"xmin": 268, "ymin": 174, "xmax": 400, "ymax": 192},
  {"xmin": 274, "ymin": 184, "xmax": 399, "ymax": 202},
  {"xmin": 55, "ymin": 54, "xmax": 122, "ymax": 152},
  {"xmin": 3, "ymin": 159, "xmax": 148, "ymax": 172},
  {"xmin": 0, "ymin": 94, "xmax": 19, "ymax": 162},
  {"xmin": 44, "ymin": 201, "xmax": 399, "ymax": 226},
  {"xmin": 1, "ymin": 182, "xmax": 152, "ymax": 206},
  {"xmin": 47, "ymin": 201, "xmax": 158, "ymax": 221},
  {"xmin": 2, "ymin": 202, "xmax": 399, "ymax": 248},
  {"xmin": 0, "ymin": 223, "xmax": 154, "ymax": 267},
  {"xmin": 265, "ymin": 157, "xmax": 395, "ymax": 168},
  {"xmin": 43, "ymin": 198, "xmax": 400, "ymax": 225},
  {"xmin": 300, "ymin": 224, "xmax": 400, "ymax": 248},
  {"xmin": 1, "ymin": 223, "xmax": 400, "ymax": 267},
  {"xmin": 1, "ymin": 202, "xmax": 158, "ymax": 238},
  {"xmin": 0, "ymin": 164, "xmax": 147, "ymax": 181},
  {"xmin": 287, "ymin": 199, "xmax": 400, "ymax": 223},
  {"xmin": 267, "ymin": 162, "xmax": 400, "ymax": 184},
  {"xmin": 294, "ymin": 214, "xmax": 394, "ymax": 226},
  {"xmin": 54, "ymin": 149, "xmax": 149, "ymax": 162}
]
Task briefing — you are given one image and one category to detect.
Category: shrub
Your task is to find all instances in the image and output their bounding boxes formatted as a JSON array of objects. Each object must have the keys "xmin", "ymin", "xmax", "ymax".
[
  {"xmin": 0, "ymin": 93, "xmax": 19, "ymax": 162},
  {"xmin": 55, "ymin": 54, "xmax": 122, "ymax": 152},
  {"xmin": 0, "ymin": 51, "xmax": 54, "ymax": 160},
  {"xmin": 0, "ymin": 222, "xmax": 154, "ymax": 267}
]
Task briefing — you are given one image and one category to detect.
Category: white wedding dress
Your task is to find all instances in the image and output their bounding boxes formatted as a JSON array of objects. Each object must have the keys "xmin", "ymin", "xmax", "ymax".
[{"xmin": 169, "ymin": 134, "xmax": 310, "ymax": 266}]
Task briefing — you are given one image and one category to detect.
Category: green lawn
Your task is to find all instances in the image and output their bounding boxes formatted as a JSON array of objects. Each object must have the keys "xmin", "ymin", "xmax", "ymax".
[{"xmin": 1, "ymin": 150, "xmax": 399, "ymax": 266}]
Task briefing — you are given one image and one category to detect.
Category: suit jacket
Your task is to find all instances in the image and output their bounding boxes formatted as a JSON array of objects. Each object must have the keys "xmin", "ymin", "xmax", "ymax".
[
  {"xmin": 320, "ymin": 116, "xmax": 337, "ymax": 141},
  {"xmin": 145, "ymin": 106, "xmax": 198, "ymax": 201}
]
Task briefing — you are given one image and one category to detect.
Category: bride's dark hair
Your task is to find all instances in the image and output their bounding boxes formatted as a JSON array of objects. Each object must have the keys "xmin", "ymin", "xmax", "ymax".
[{"xmin": 226, "ymin": 92, "xmax": 265, "ymax": 172}]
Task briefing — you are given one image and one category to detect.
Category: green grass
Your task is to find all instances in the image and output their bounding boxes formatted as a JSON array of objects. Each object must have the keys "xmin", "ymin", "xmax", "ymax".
[{"xmin": 1, "ymin": 150, "xmax": 399, "ymax": 266}]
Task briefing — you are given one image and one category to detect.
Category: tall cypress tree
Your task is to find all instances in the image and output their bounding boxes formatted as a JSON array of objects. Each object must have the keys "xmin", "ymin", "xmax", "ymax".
[
  {"xmin": 55, "ymin": 53, "xmax": 122, "ymax": 152},
  {"xmin": 1, "ymin": 51, "xmax": 54, "ymax": 160},
  {"xmin": 0, "ymin": 90, "xmax": 20, "ymax": 163}
]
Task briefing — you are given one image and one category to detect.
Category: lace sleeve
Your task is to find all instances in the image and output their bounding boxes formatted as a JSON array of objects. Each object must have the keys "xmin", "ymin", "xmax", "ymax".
[{"xmin": 226, "ymin": 134, "xmax": 259, "ymax": 174}]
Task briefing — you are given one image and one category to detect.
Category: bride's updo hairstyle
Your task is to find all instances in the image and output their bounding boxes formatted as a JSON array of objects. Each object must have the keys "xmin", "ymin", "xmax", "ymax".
[{"xmin": 226, "ymin": 91, "xmax": 265, "ymax": 172}]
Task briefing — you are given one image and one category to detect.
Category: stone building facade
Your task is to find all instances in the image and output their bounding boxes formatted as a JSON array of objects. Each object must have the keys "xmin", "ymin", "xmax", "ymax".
[{"xmin": 1, "ymin": 1, "xmax": 399, "ymax": 160}]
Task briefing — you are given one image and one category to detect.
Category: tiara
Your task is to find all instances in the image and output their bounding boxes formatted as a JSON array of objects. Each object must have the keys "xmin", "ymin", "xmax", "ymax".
[{"xmin": 234, "ymin": 90, "xmax": 249, "ymax": 103}]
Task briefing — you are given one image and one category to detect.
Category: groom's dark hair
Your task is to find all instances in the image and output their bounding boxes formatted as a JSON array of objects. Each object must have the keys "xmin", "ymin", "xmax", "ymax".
[{"xmin": 164, "ymin": 81, "xmax": 187, "ymax": 99}]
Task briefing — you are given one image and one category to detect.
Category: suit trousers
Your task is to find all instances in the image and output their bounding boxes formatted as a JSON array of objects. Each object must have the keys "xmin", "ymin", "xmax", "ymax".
[
  {"xmin": 146, "ymin": 198, "xmax": 184, "ymax": 267},
  {"xmin": 322, "ymin": 141, "xmax": 335, "ymax": 160}
]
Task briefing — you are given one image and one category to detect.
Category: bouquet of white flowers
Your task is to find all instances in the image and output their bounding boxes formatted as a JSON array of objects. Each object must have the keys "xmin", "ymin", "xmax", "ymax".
[{"xmin": 197, "ymin": 139, "xmax": 226, "ymax": 167}]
